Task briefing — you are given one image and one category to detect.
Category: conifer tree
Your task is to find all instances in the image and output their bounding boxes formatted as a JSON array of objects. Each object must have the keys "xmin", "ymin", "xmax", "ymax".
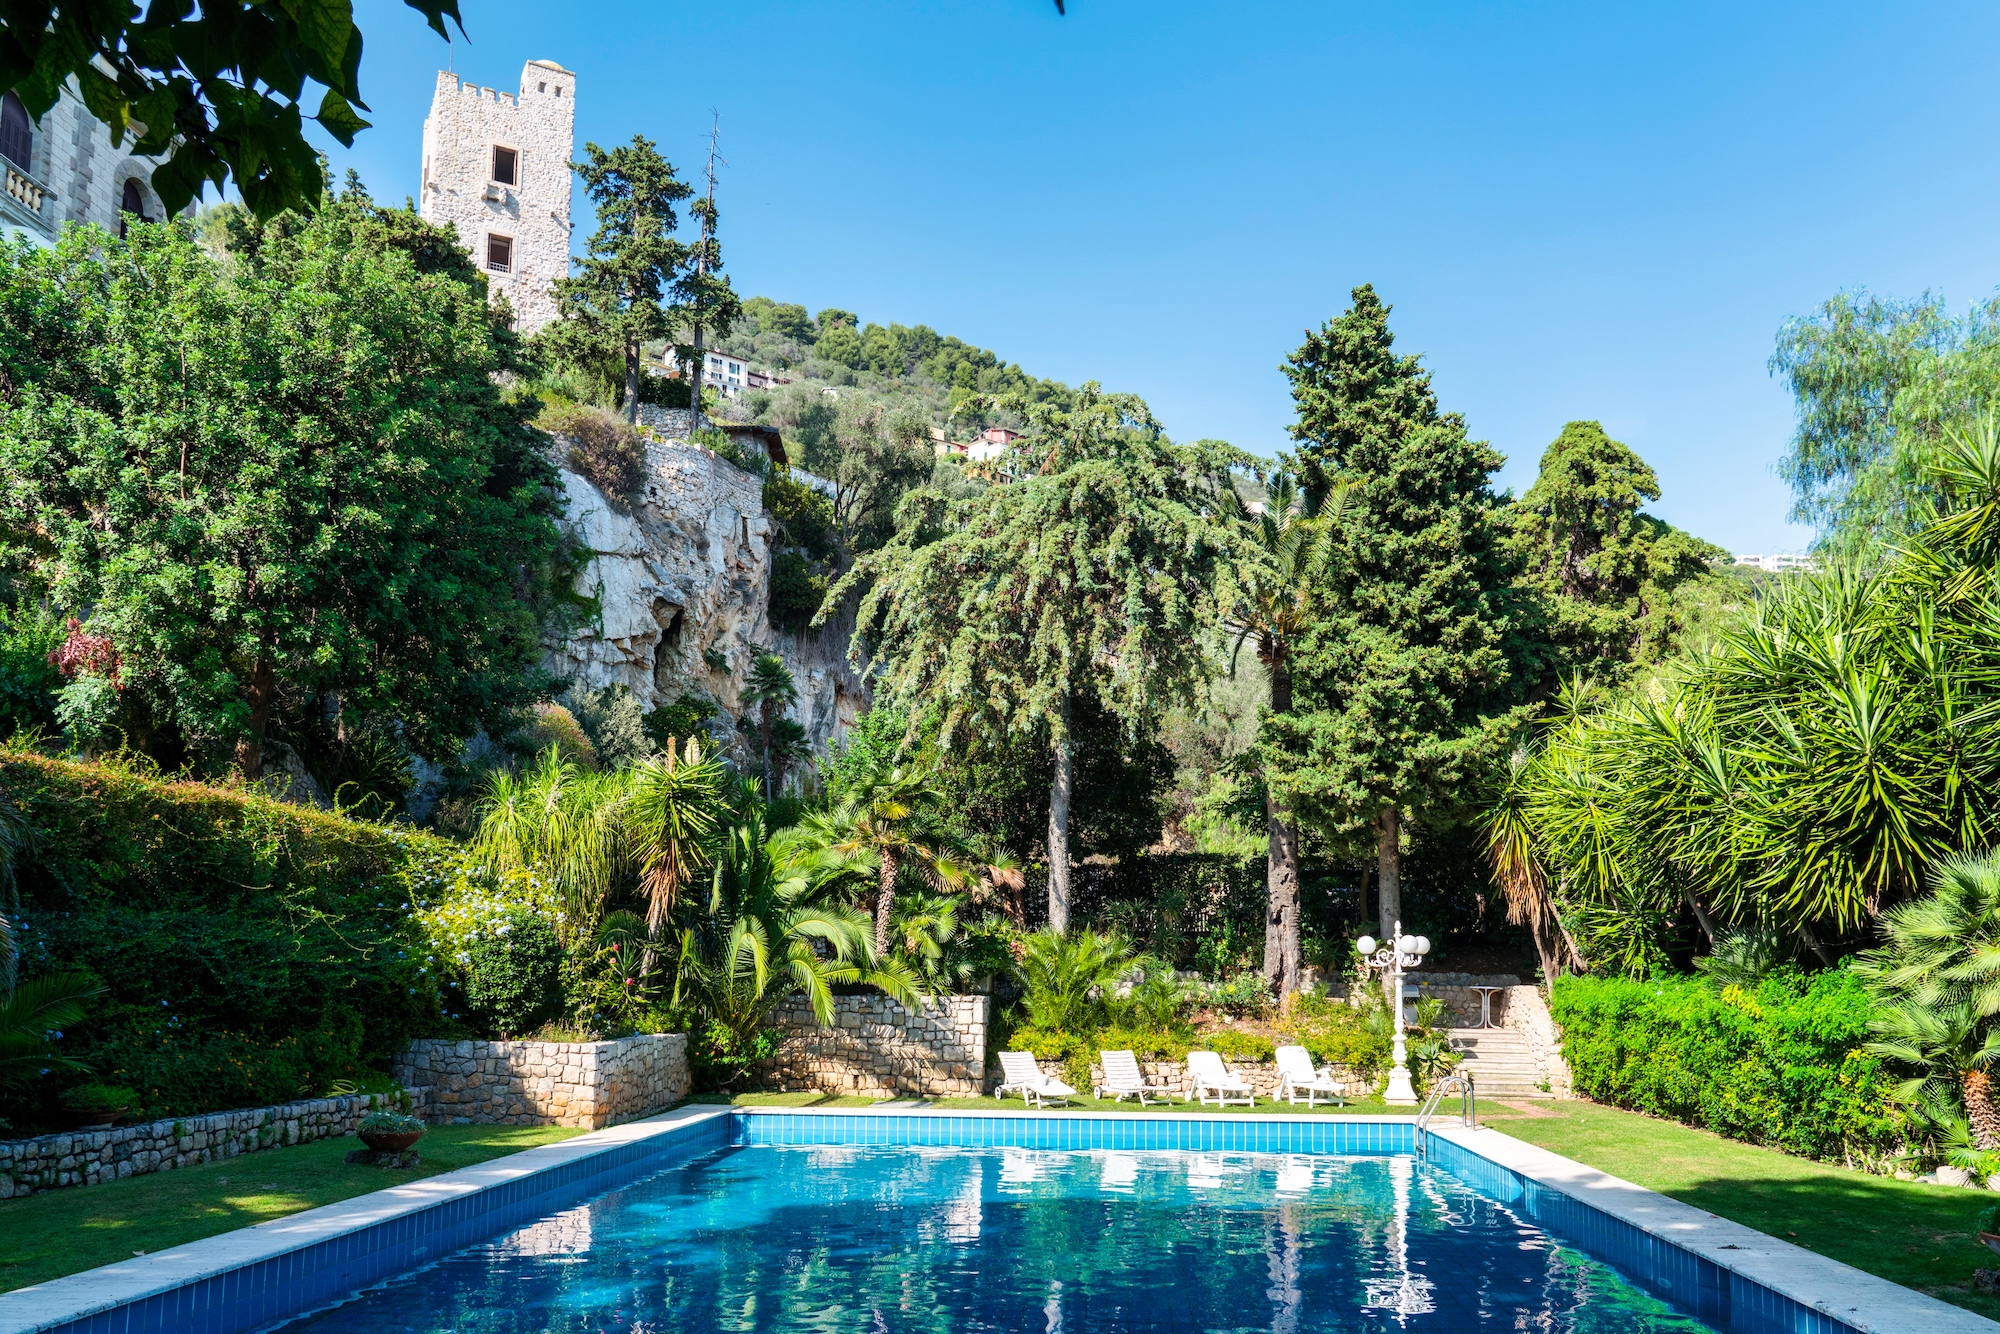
[
  {"xmin": 1266, "ymin": 285, "xmax": 1526, "ymax": 941},
  {"xmin": 1508, "ymin": 421, "xmax": 1725, "ymax": 682},
  {"xmin": 546, "ymin": 137, "xmax": 693, "ymax": 422},
  {"xmin": 829, "ymin": 388, "xmax": 1241, "ymax": 930}
]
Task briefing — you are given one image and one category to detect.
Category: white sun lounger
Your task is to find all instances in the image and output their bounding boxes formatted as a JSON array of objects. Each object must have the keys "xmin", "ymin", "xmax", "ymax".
[
  {"xmin": 1275, "ymin": 1044, "xmax": 1346, "ymax": 1108},
  {"xmin": 1186, "ymin": 1050, "xmax": 1255, "ymax": 1107},
  {"xmin": 997, "ymin": 1050, "xmax": 1076, "ymax": 1108},
  {"xmin": 1095, "ymin": 1049, "xmax": 1172, "ymax": 1105}
]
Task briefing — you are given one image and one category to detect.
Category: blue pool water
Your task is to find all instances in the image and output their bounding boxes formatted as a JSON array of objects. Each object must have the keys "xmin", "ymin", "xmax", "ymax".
[{"xmin": 284, "ymin": 1144, "xmax": 1716, "ymax": 1332}]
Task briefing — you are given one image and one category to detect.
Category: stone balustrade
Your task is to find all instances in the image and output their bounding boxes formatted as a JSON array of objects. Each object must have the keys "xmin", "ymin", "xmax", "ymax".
[{"xmin": 392, "ymin": 1033, "xmax": 689, "ymax": 1128}]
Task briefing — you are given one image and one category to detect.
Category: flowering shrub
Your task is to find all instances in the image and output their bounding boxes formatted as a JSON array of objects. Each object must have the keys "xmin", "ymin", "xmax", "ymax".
[{"xmin": 413, "ymin": 866, "xmax": 566, "ymax": 1038}]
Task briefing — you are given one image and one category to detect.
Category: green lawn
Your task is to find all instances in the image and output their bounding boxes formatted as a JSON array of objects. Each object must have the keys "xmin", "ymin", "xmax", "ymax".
[
  {"xmin": 0, "ymin": 1123, "xmax": 583, "ymax": 1293},
  {"xmin": 1483, "ymin": 1099, "xmax": 2000, "ymax": 1320}
]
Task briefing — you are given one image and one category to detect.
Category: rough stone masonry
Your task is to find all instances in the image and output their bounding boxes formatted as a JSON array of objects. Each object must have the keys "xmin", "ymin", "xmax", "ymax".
[
  {"xmin": 0, "ymin": 1093, "xmax": 398, "ymax": 1199},
  {"xmin": 761, "ymin": 995, "xmax": 988, "ymax": 1098},
  {"xmin": 393, "ymin": 1033, "xmax": 690, "ymax": 1128}
]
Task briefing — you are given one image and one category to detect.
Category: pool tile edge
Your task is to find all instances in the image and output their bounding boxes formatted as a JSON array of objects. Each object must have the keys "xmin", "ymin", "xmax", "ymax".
[
  {"xmin": 1428, "ymin": 1122, "xmax": 1999, "ymax": 1334},
  {"xmin": 0, "ymin": 1105, "xmax": 731, "ymax": 1334}
]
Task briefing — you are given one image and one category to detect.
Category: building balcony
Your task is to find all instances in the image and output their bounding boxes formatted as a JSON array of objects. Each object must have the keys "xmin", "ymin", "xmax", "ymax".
[{"xmin": 0, "ymin": 160, "xmax": 56, "ymax": 239}]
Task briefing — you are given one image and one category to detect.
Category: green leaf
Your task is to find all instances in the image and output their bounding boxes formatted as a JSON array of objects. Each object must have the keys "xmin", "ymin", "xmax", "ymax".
[
  {"xmin": 278, "ymin": 0, "xmax": 355, "ymax": 71},
  {"xmin": 315, "ymin": 89, "xmax": 370, "ymax": 147},
  {"xmin": 76, "ymin": 67, "xmax": 131, "ymax": 143}
]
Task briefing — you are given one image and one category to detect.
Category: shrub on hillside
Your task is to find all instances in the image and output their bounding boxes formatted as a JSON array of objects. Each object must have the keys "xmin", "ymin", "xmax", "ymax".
[
  {"xmin": 1550, "ymin": 969, "xmax": 1904, "ymax": 1164},
  {"xmin": 543, "ymin": 403, "xmax": 645, "ymax": 499}
]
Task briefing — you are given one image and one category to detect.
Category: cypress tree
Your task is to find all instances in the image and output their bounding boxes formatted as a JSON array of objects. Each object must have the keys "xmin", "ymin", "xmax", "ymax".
[{"xmin": 1266, "ymin": 285, "xmax": 1526, "ymax": 941}]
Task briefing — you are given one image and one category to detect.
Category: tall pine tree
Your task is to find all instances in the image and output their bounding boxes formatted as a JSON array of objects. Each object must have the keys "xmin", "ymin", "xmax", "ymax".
[{"xmin": 1266, "ymin": 285, "xmax": 1527, "ymax": 941}]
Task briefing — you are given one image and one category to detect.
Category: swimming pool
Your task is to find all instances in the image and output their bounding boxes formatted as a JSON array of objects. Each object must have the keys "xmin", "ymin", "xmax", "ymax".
[
  {"xmin": 281, "ymin": 1140, "xmax": 1712, "ymax": 1332},
  {"xmin": 12, "ymin": 1109, "xmax": 1977, "ymax": 1334}
]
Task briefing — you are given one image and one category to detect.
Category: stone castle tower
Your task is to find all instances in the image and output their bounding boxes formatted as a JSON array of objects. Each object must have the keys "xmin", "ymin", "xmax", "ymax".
[{"xmin": 419, "ymin": 60, "xmax": 574, "ymax": 332}]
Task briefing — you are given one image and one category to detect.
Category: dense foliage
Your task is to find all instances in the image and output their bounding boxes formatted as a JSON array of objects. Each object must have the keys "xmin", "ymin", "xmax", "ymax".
[
  {"xmin": 1, "ymin": 749, "xmax": 451, "ymax": 1126},
  {"xmin": 0, "ymin": 189, "xmax": 564, "ymax": 780},
  {"xmin": 1488, "ymin": 422, "xmax": 2000, "ymax": 976},
  {"xmin": 1551, "ymin": 970, "xmax": 1902, "ymax": 1165}
]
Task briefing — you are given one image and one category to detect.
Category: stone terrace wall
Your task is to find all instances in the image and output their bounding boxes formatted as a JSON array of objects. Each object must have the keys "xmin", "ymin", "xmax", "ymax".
[
  {"xmin": 0, "ymin": 1093, "xmax": 400, "ymax": 1199},
  {"xmin": 1502, "ymin": 984, "xmax": 1574, "ymax": 1097},
  {"xmin": 394, "ymin": 1034, "xmax": 689, "ymax": 1128},
  {"xmin": 762, "ymin": 995, "xmax": 987, "ymax": 1097}
]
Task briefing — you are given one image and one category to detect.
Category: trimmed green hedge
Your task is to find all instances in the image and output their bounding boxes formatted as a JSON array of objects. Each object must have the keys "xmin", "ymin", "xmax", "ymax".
[
  {"xmin": 1550, "ymin": 969, "xmax": 1904, "ymax": 1163},
  {"xmin": 5, "ymin": 751, "xmax": 454, "ymax": 1126}
]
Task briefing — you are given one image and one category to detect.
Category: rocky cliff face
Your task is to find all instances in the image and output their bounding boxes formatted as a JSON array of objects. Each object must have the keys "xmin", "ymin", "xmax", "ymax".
[{"xmin": 546, "ymin": 422, "xmax": 866, "ymax": 765}]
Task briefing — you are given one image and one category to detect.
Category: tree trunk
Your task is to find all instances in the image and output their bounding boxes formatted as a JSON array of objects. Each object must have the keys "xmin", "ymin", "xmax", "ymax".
[
  {"xmin": 1263, "ymin": 798, "xmax": 1300, "ymax": 997},
  {"xmin": 1261, "ymin": 648, "xmax": 1302, "ymax": 996},
  {"xmin": 874, "ymin": 845, "xmax": 899, "ymax": 960},
  {"xmin": 1375, "ymin": 806, "xmax": 1401, "ymax": 943},
  {"xmin": 1968, "ymin": 1069, "xmax": 2000, "ymax": 1150},
  {"xmin": 760, "ymin": 701, "xmax": 775, "ymax": 799},
  {"xmin": 623, "ymin": 342, "xmax": 642, "ymax": 424},
  {"xmin": 1047, "ymin": 691, "xmax": 1074, "ymax": 933},
  {"xmin": 1799, "ymin": 921, "xmax": 1836, "ymax": 968},
  {"xmin": 1684, "ymin": 887, "xmax": 1718, "ymax": 947},
  {"xmin": 234, "ymin": 651, "xmax": 275, "ymax": 780},
  {"xmin": 1529, "ymin": 911, "xmax": 1565, "ymax": 985}
]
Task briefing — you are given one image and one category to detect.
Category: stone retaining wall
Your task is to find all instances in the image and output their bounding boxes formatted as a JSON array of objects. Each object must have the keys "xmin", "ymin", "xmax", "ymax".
[
  {"xmin": 760, "ymin": 995, "xmax": 987, "ymax": 1097},
  {"xmin": 393, "ymin": 1033, "xmax": 689, "ymax": 1128},
  {"xmin": 1502, "ymin": 984, "xmax": 1574, "ymax": 1096},
  {"xmin": 0, "ymin": 1093, "xmax": 398, "ymax": 1199}
]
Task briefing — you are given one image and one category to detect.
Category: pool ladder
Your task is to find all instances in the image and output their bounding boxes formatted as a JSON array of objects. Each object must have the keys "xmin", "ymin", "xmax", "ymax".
[{"xmin": 1414, "ymin": 1072, "xmax": 1475, "ymax": 1155}]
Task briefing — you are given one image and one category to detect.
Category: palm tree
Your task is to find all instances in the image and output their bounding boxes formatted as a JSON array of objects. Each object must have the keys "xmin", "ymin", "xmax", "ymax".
[
  {"xmin": 1865, "ymin": 998, "xmax": 2000, "ymax": 1147},
  {"xmin": 738, "ymin": 654, "xmax": 799, "ymax": 798},
  {"xmin": 804, "ymin": 754, "xmax": 966, "ymax": 958},
  {"xmin": 0, "ymin": 972, "xmax": 103, "ymax": 1088},
  {"xmin": 670, "ymin": 788, "xmax": 918, "ymax": 1076},
  {"xmin": 1016, "ymin": 927, "xmax": 1133, "ymax": 1032},
  {"xmin": 1222, "ymin": 471, "xmax": 1332, "ymax": 998}
]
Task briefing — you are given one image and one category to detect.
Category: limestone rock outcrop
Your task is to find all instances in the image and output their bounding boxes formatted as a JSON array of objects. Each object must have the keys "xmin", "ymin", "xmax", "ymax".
[{"xmin": 545, "ymin": 417, "xmax": 865, "ymax": 763}]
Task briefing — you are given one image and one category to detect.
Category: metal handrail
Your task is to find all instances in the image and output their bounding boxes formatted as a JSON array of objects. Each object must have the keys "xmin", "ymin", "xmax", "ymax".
[{"xmin": 1413, "ymin": 1071, "xmax": 1475, "ymax": 1153}]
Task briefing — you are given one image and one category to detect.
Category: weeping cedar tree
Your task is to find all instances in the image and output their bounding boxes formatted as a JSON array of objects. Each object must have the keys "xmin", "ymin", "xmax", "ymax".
[
  {"xmin": 1266, "ymin": 285, "xmax": 1528, "ymax": 943},
  {"xmin": 0, "ymin": 183, "xmax": 564, "ymax": 778},
  {"xmin": 543, "ymin": 137, "xmax": 694, "ymax": 422},
  {"xmin": 827, "ymin": 386, "xmax": 1244, "ymax": 930}
]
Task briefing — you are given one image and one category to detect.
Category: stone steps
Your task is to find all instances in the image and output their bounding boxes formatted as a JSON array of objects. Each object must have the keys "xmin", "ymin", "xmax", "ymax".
[{"xmin": 1446, "ymin": 1028, "xmax": 1550, "ymax": 1097}]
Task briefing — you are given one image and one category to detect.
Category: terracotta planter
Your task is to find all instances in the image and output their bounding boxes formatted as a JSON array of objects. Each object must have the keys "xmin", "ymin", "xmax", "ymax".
[
  {"xmin": 70, "ymin": 1109, "xmax": 124, "ymax": 1128},
  {"xmin": 358, "ymin": 1128, "xmax": 424, "ymax": 1153},
  {"xmin": 1981, "ymin": 1231, "xmax": 2000, "ymax": 1260}
]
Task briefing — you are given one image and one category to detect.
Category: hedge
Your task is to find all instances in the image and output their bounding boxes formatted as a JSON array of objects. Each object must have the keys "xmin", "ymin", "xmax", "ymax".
[
  {"xmin": 1549, "ymin": 969, "xmax": 1904, "ymax": 1164},
  {"xmin": 4, "ymin": 750, "xmax": 456, "ymax": 1126}
]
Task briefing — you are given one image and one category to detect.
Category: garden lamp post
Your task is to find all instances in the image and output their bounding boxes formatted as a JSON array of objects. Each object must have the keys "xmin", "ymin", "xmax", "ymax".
[{"xmin": 1356, "ymin": 922, "xmax": 1430, "ymax": 1106}]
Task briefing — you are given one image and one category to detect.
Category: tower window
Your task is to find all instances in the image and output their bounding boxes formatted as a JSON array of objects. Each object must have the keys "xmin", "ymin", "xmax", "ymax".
[
  {"xmin": 0, "ymin": 91, "xmax": 29, "ymax": 172},
  {"xmin": 538, "ymin": 82, "xmax": 547, "ymax": 93},
  {"xmin": 486, "ymin": 234, "xmax": 513, "ymax": 272},
  {"xmin": 491, "ymin": 145, "xmax": 518, "ymax": 185},
  {"xmin": 118, "ymin": 178, "xmax": 150, "ymax": 237}
]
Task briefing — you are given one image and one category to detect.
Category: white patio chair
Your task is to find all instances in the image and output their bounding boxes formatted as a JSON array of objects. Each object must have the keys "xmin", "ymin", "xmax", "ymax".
[
  {"xmin": 1095, "ymin": 1049, "xmax": 1172, "ymax": 1105},
  {"xmin": 1275, "ymin": 1045, "xmax": 1346, "ymax": 1108},
  {"xmin": 1185, "ymin": 1050, "xmax": 1255, "ymax": 1107},
  {"xmin": 997, "ymin": 1050, "xmax": 1075, "ymax": 1108}
]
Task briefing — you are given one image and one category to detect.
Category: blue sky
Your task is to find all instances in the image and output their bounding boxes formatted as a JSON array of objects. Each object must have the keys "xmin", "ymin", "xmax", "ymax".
[{"xmin": 327, "ymin": 0, "xmax": 2000, "ymax": 553}]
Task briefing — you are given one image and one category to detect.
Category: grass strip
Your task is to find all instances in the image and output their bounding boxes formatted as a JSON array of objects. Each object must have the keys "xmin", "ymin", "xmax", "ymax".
[
  {"xmin": 1485, "ymin": 1099, "xmax": 2000, "ymax": 1320},
  {"xmin": 0, "ymin": 1123, "xmax": 583, "ymax": 1292}
]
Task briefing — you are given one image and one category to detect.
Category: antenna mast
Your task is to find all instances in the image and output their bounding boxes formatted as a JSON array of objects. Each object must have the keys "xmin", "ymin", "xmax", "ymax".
[{"xmin": 687, "ymin": 112, "xmax": 725, "ymax": 423}]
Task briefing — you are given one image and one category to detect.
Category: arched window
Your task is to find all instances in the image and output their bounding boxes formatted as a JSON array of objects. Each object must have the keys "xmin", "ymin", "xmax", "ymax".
[
  {"xmin": 118, "ymin": 178, "xmax": 150, "ymax": 237},
  {"xmin": 0, "ymin": 92, "xmax": 31, "ymax": 173}
]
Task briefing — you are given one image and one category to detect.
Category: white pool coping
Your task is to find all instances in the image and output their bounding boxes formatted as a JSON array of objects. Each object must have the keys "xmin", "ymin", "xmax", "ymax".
[
  {"xmin": 1429, "ymin": 1121, "xmax": 2000, "ymax": 1334},
  {"xmin": 0, "ymin": 1105, "xmax": 730, "ymax": 1334}
]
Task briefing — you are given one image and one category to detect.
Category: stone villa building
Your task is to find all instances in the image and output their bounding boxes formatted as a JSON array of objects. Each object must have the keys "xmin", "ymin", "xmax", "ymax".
[
  {"xmin": 419, "ymin": 60, "xmax": 576, "ymax": 332},
  {"xmin": 0, "ymin": 85, "xmax": 182, "ymax": 243}
]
